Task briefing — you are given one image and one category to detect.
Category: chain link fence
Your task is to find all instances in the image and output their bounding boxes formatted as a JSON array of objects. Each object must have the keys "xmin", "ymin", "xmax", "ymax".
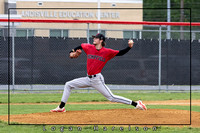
[
  {"xmin": 0, "ymin": 9, "xmax": 199, "ymax": 93},
  {"xmin": 0, "ymin": 29, "xmax": 199, "ymax": 92}
]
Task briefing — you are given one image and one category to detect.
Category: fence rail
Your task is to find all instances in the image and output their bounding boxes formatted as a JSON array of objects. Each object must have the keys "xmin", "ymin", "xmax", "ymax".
[
  {"xmin": 1, "ymin": 18, "xmax": 200, "ymax": 26},
  {"xmin": 1, "ymin": 27, "xmax": 200, "ymax": 40}
]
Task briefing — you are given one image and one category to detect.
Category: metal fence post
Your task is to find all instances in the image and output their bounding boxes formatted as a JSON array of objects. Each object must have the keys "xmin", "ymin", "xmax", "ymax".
[
  {"xmin": 87, "ymin": 23, "xmax": 90, "ymax": 44},
  {"xmin": 139, "ymin": 31, "xmax": 142, "ymax": 39},
  {"xmin": 87, "ymin": 23, "xmax": 90, "ymax": 93},
  {"xmin": 30, "ymin": 30, "xmax": 34, "ymax": 92},
  {"xmin": 158, "ymin": 26, "xmax": 162, "ymax": 92},
  {"xmin": 12, "ymin": 22, "xmax": 15, "ymax": 93}
]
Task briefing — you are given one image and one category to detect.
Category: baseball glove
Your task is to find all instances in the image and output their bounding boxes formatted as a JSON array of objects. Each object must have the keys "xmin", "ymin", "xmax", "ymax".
[{"xmin": 70, "ymin": 49, "xmax": 82, "ymax": 58}]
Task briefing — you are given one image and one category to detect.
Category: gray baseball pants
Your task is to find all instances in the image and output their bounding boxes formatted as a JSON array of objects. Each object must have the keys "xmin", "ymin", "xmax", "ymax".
[{"xmin": 61, "ymin": 73, "xmax": 132, "ymax": 105}]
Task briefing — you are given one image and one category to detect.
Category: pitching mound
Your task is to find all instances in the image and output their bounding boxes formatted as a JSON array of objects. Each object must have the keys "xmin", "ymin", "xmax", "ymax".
[{"xmin": 0, "ymin": 109, "xmax": 200, "ymax": 127}]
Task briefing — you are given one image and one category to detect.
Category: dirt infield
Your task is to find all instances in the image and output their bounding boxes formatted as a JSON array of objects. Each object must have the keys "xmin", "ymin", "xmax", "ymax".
[
  {"xmin": 0, "ymin": 100, "xmax": 199, "ymax": 127},
  {"xmin": 0, "ymin": 109, "xmax": 199, "ymax": 127}
]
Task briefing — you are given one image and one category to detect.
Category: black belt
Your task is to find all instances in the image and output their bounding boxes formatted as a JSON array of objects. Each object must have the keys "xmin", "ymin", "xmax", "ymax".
[{"xmin": 88, "ymin": 75, "xmax": 96, "ymax": 78}]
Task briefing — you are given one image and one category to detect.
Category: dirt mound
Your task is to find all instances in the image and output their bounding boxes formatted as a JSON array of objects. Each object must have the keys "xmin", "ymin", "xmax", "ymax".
[{"xmin": 0, "ymin": 109, "xmax": 199, "ymax": 127}]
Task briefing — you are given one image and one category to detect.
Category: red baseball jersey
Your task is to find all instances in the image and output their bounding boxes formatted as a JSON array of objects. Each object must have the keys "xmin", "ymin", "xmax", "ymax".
[{"xmin": 81, "ymin": 43, "xmax": 119, "ymax": 75}]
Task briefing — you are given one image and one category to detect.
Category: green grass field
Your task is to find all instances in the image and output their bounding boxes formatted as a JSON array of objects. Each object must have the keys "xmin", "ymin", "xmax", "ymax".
[
  {"xmin": 0, "ymin": 92, "xmax": 199, "ymax": 133},
  {"xmin": 0, "ymin": 92, "xmax": 197, "ymax": 104}
]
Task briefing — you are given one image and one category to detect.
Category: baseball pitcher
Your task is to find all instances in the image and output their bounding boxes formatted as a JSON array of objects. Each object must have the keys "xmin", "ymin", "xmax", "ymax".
[{"xmin": 50, "ymin": 33, "xmax": 147, "ymax": 112}]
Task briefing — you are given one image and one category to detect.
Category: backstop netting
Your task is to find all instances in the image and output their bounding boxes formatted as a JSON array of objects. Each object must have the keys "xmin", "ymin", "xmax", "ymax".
[{"xmin": 0, "ymin": 8, "xmax": 199, "ymax": 92}]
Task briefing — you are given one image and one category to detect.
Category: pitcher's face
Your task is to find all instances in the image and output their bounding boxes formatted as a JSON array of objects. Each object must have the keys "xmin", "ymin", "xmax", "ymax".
[{"xmin": 93, "ymin": 37, "xmax": 101, "ymax": 45}]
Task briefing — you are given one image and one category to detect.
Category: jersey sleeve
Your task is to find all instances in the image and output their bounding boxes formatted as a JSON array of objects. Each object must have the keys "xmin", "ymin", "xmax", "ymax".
[
  {"xmin": 107, "ymin": 49, "xmax": 119, "ymax": 60},
  {"xmin": 116, "ymin": 47, "xmax": 131, "ymax": 56},
  {"xmin": 81, "ymin": 43, "xmax": 90, "ymax": 54}
]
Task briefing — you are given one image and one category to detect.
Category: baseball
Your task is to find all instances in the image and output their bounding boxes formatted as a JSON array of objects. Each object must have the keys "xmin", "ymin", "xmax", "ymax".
[{"xmin": 128, "ymin": 40, "xmax": 133, "ymax": 44}]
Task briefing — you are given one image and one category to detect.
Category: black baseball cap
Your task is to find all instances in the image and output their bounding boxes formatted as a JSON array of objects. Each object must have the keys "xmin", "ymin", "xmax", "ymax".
[{"xmin": 92, "ymin": 33, "xmax": 105, "ymax": 41}]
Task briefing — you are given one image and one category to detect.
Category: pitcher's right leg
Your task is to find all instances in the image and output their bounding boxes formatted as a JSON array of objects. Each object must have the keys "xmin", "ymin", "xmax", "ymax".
[{"xmin": 91, "ymin": 74, "xmax": 147, "ymax": 110}]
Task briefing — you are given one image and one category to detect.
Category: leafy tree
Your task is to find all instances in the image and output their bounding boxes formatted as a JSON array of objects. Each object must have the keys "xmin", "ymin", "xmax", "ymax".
[
  {"xmin": 143, "ymin": 0, "xmax": 199, "ymax": 22},
  {"xmin": 143, "ymin": 0, "xmax": 200, "ymax": 32}
]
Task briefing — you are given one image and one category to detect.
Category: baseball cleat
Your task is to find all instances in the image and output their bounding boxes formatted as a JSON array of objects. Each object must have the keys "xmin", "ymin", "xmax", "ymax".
[
  {"xmin": 135, "ymin": 100, "xmax": 147, "ymax": 110},
  {"xmin": 50, "ymin": 106, "xmax": 66, "ymax": 112}
]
